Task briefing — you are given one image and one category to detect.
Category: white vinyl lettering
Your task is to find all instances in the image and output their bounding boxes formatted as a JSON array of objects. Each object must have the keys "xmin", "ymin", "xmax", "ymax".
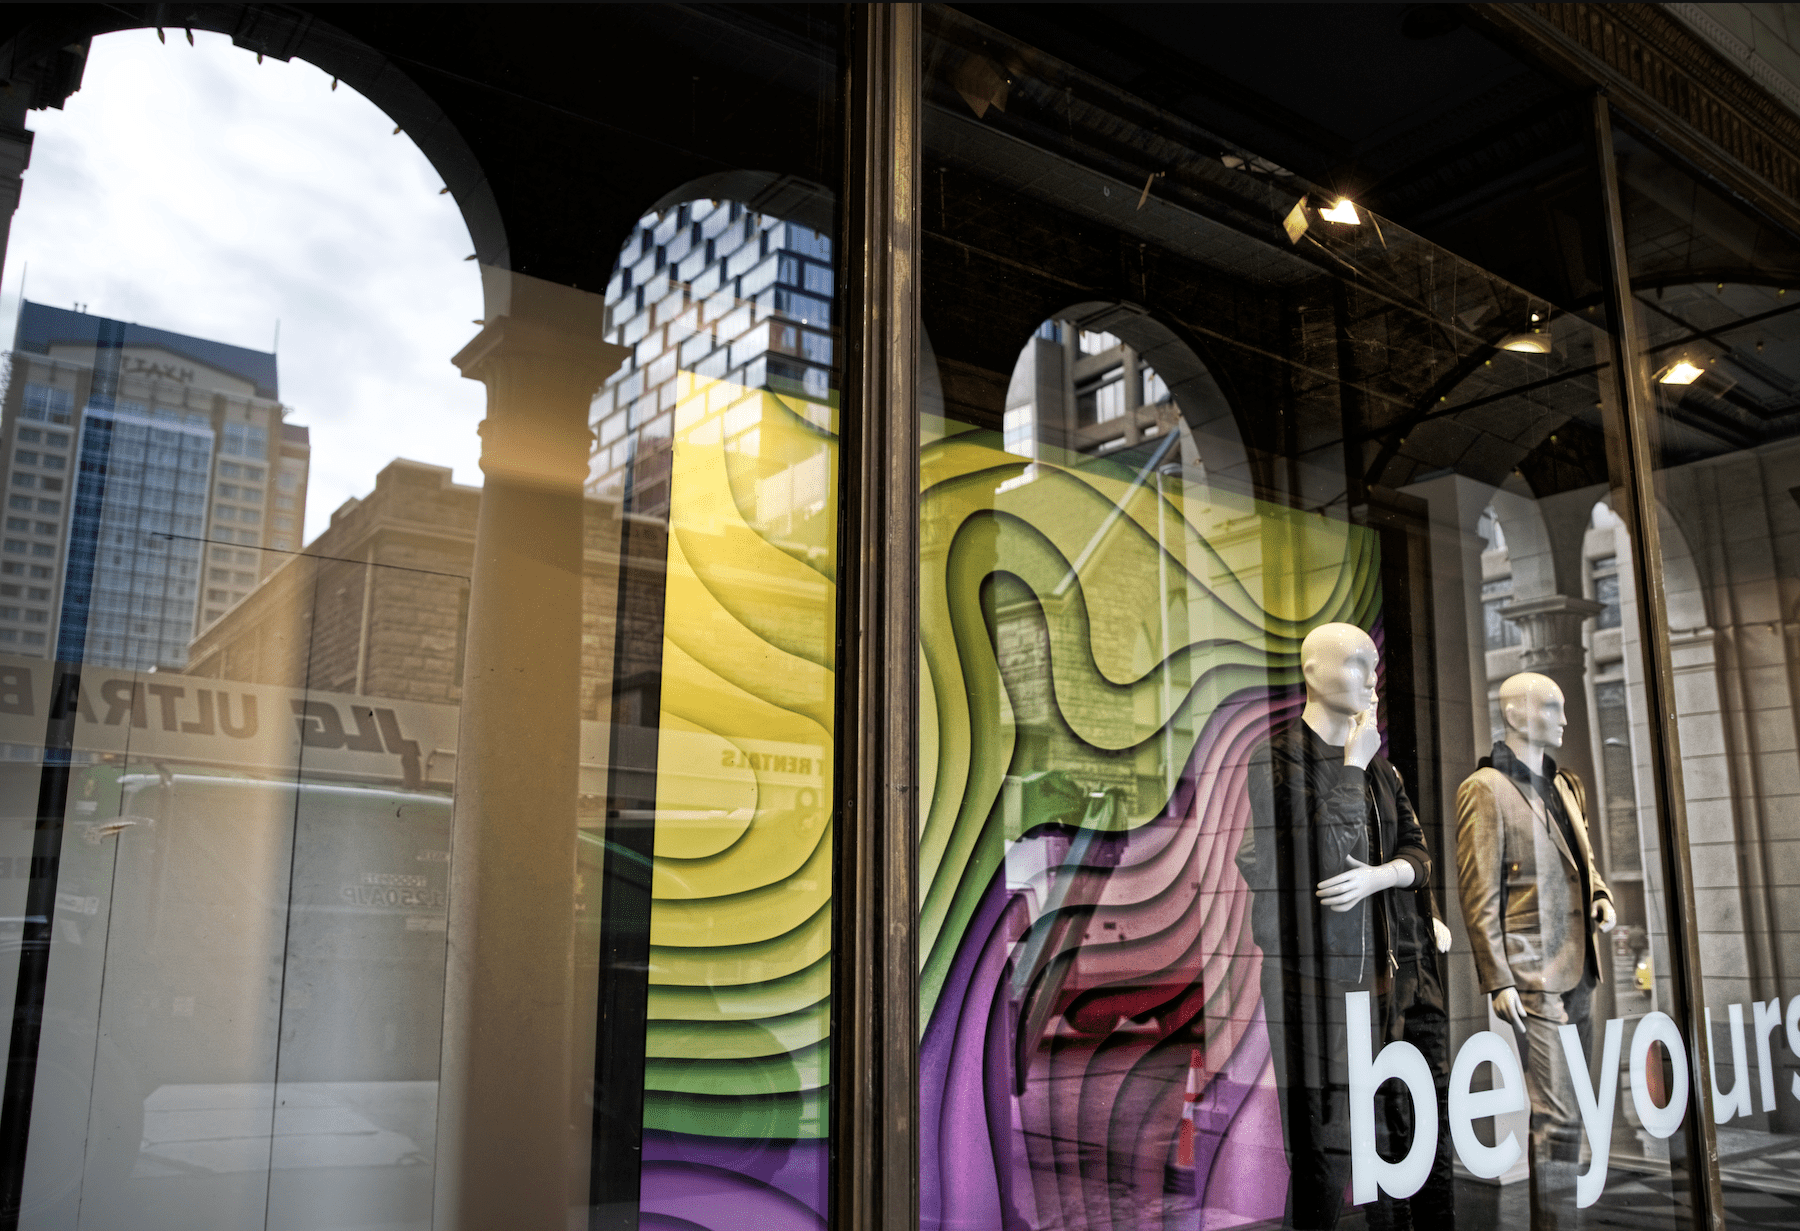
[
  {"xmin": 1559, "ymin": 1018, "xmax": 1622, "ymax": 1207},
  {"xmin": 1347, "ymin": 991, "xmax": 1438, "ymax": 1204},
  {"xmin": 1753, "ymin": 998, "xmax": 1782, "ymax": 1112},
  {"xmin": 1346, "ymin": 996, "xmax": 1716, "ymax": 1195},
  {"xmin": 1629, "ymin": 1011, "xmax": 1689, "ymax": 1139},
  {"xmin": 1446, "ymin": 1030, "xmax": 1524, "ymax": 1179},
  {"xmin": 1706, "ymin": 1004, "xmax": 1753, "ymax": 1123},
  {"xmin": 1788, "ymin": 996, "xmax": 1800, "ymax": 1102}
]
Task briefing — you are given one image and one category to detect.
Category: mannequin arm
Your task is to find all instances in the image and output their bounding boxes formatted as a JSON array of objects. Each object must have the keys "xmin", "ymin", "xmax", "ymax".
[
  {"xmin": 1316, "ymin": 856, "xmax": 1412, "ymax": 911},
  {"xmin": 1492, "ymin": 986, "xmax": 1526, "ymax": 1032}
]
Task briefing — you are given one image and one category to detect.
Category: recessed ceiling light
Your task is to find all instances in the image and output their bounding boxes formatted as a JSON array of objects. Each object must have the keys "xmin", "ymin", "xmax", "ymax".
[
  {"xmin": 1319, "ymin": 198, "xmax": 1361, "ymax": 225},
  {"xmin": 1659, "ymin": 360, "xmax": 1705, "ymax": 385}
]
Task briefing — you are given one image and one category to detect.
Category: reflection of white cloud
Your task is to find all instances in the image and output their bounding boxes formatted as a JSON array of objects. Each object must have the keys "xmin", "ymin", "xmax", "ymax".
[{"xmin": 0, "ymin": 29, "xmax": 486, "ymax": 540}]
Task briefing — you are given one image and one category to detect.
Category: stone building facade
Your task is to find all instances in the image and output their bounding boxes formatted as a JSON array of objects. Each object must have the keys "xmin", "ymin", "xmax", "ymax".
[
  {"xmin": 186, "ymin": 457, "xmax": 478, "ymax": 702},
  {"xmin": 188, "ymin": 455, "xmax": 642, "ymax": 726}
]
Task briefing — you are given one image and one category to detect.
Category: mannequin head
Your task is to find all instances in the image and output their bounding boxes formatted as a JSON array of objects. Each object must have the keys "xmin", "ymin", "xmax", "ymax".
[
  {"xmin": 1498, "ymin": 672, "xmax": 1565, "ymax": 751},
  {"xmin": 1300, "ymin": 623, "xmax": 1378, "ymax": 717}
]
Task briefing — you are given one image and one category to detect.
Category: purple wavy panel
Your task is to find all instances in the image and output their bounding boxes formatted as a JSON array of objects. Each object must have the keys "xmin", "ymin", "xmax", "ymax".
[
  {"xmin": 921, "ymin": 687, "xmax": 1303, "ymax": 1231},
  {"xmin": 640, "ymin": 1132, "xmax": 828, "ymax": 1231}
]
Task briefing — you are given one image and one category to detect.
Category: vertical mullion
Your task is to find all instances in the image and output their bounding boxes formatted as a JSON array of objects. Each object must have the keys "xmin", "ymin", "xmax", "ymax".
[
  {"xmin": 834, "ymin": 7, "xmax": 920, "ymax": 1231},
  {"xmin": 1592, "ymin": 91, "xmax": 1724, "ymax": 1231}
]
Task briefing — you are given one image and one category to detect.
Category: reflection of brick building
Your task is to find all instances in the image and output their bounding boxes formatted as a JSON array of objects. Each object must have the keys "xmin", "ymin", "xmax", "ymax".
[
  {"xmin": 187, "ymin": 458, "xmax": 477, "ymax": 702},
  {"xmin": 187, "ymin": 456, "xmax": 645, "ymax": 723}
]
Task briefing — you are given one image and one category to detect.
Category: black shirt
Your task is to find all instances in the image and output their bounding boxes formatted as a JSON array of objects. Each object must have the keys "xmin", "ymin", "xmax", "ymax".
[{"xmin": 1485, "ymin": 740, "xmax": 1580, "ymax": 869}]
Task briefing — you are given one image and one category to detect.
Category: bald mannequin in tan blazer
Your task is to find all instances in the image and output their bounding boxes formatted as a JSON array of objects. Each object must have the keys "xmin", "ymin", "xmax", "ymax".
[
  {"xmin": 1456, "ymin": 758, "xmax": 1610, "ymax": 999},
  {"xmin": 1455, "ymin": 672, "xmax": 1613, "ymax": 1231}
]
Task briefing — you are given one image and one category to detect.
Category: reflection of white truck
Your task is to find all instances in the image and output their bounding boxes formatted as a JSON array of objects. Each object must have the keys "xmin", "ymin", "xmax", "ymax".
[
  {"xmin": 0, "ymin": 652, "xmax": 826, "ymax": 1227},
  {"xmin": 22, "ymin": 768, "xmax": 454, "ymax": 1230}
]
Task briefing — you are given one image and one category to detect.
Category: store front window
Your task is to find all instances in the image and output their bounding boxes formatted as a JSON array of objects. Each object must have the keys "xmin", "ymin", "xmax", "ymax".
[
  {"xmin": 7, "ymin": 7, "xmax": 1800, "ymax": 1231},
  {"xmin": 916, "ymin": 8, "xmax": 1704, "ymax": 1230},
  {"xmin": 0, "ymin": 8, "xmax": 845, "ymax": 1230}
]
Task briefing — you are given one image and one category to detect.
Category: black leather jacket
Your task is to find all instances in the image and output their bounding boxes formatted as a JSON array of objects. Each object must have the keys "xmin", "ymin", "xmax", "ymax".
[{"xmin": 1237, "ymin": 718, "xmax": 1434, "ymax": 986}]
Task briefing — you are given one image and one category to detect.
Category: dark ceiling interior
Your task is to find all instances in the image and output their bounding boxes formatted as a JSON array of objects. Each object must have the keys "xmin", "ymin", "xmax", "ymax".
[{"xmin": 0, "ymin": 3, "xmax": 1791, "ymax": 498}]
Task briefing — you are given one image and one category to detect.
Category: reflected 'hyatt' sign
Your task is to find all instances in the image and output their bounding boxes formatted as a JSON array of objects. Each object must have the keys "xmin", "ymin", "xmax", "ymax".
[{"xmin": 121, "ymin": 356, "xmax": 197, "ymax": 384}]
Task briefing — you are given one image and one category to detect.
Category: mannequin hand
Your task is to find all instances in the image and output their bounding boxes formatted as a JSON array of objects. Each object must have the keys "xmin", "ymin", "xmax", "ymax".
[
  {"xmin": 1316, "ymin": 856, "xmax": 1396, "ymax": 912},
  {"xmin": 1492, "ymin": 987, "xmax": 1526, "ymax": 1033},
  {"xmin": 1344, "ymin": 699, "xmax": 1381, "ymax": 770},
  {"xmin": 1432, "ymin": 916, "xmax": 1452, "ymax": 953},
  {"xmin": 1593, "ymin": 898, "xmax": 1616, "ymax": 933}
]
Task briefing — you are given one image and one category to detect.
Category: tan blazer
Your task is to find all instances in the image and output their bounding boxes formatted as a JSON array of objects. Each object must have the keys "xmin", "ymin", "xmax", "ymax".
[{"xmin": 1455, "ymin": 765, "xmax": 1610, "ymax": 995}]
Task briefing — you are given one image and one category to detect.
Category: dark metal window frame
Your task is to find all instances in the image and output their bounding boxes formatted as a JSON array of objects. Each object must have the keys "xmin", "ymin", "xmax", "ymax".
[{"xmin": 833, "ymin": 8, "xmax": 921, "ymax": 1231}]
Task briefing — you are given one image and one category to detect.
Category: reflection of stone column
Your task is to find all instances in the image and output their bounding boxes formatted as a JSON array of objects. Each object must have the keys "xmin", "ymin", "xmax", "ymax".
[
  {"xmin": 1501, "ymin": 593, "xmax": 1605, "ymax": 794},
  {"xmin": 435, "ymin": 273, "xmax": 626, "ymax": 1231}
]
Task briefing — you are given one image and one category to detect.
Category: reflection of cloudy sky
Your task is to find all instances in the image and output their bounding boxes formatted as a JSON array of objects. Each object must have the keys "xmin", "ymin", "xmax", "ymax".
[{"xmin": 0, "ymin": 29, "xmax": 485, "ymax": 540}]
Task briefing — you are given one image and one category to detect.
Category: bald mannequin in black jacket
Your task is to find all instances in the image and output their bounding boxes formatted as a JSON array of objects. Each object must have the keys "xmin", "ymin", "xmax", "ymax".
[{"xmin": 1237, "ymin": 623, "xmax": 1452, "ymax": 1231}]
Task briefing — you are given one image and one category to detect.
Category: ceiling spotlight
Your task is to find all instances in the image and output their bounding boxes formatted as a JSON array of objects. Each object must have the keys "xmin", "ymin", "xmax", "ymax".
[
  {"xmin": 1659, "ymin": 360, "xmax": 1705, "ymax": 385},
  {"xmin": 1498, "ymin": 333, "xmax": 1553, "ymax": 354},
  {"xmin": 1319, "ymin": 197, "xmax": 1361, "ymax": 224}
]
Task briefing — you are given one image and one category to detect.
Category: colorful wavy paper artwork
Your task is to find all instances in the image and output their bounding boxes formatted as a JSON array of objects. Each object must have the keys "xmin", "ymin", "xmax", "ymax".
[
  {"xmin": 638, "ymin": 371, "xmax": 837, "ymax": 1231},
  {"xmin": 632, "ymin": 387, "xmax": 1382, "ymax": 1231},
  {"xmin": 918, "ymin": 423, "xmax": 1381, "ymax": 1231}
]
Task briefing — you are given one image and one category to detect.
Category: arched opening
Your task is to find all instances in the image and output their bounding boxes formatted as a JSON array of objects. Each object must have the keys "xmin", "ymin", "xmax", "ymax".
[
  {"xmin": 582, "ymin": 177, "xmax": 840, "ymax": 1224},
  {"xmin": 0, "ymin": 21, "xmax": 500, "ymax": 1230}
]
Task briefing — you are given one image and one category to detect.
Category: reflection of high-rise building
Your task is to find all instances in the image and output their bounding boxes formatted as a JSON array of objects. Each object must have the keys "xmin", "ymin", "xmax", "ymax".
[
  {"xmin": 1001, "ymin": 318, "xmax": 1180, "ymax": 462},
  {"xmin": 2, "ymin": 301, "xmax": 307, "ymax": 667},
  {"xmin": 592, "ymin": 199, "xmax": 835, "ymax": 513}
]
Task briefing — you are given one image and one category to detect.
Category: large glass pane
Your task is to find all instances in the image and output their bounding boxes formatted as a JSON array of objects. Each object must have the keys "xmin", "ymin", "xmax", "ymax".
[
  {"xmin": 0, "ymin": 9, "xmax": 845, "ymax": 1231},
  {"xmin": 919, "ymin": 9, "xmax": 1691, "ymax": 1231},
  {"xmin": 590, "ymin": 194, "xmax": 840, "ymax": 1228},
  {"xmin": 1614, "ymin": 120, "xmax": 1800, "ymax": 1228}
]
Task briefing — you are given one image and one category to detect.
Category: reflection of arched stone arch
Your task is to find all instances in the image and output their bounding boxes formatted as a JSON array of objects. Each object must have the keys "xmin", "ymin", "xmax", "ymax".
[
  {"xmin": 1655, "ymin": 501, "xmax": 1710, "ymax": 632},
  {"xmin": 647, "ymin": 171, "xmax": 832, "ymax": 237},
  {"xmin": 0, "ymin": 10, "xmax": 508, "ymax": 284},
  {"xmin": 1486, "ymin": 488, "xmax": 1557, "ymax": 603},
  {"xmin": 1056, "ymin": 300, "xmax": 1250, "ymax": 490}
]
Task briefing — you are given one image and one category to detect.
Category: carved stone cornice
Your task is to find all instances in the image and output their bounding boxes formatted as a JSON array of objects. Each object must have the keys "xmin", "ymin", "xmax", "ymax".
[{"xmin": 1471, "ymin": 3, "xmax": 1800, "ymax": 237}]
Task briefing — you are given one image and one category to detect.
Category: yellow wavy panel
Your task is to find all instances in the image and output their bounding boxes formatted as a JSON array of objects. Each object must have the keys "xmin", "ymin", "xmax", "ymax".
[
  {"xmin": 654, "ymin": 638, "xmax": 828, "ymax": 898},
  {"xmin": 652, "ymin": 716, "xmax": 759, "ymax": 861},
  {"xmin": 647, "ymin": 899, "xmax": 831, "ymax": 986},
  {"xmin": 644, "ymin": 1002, "xmax": 829, "ymax": 1058},
  {"xmin": 649, "ymin": 824, "xmax": 831, "ymax": 948},
  {"xmin": 672, "ymin": 372, "xmax": 838, "ymax": 672},
  {"xmin": 663, "ymin": 516, "xmax": 833, "ymax": 732},
  {"xmin": 646, "ymin": 955, "xmax": 830, "ymax": 1021}
]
